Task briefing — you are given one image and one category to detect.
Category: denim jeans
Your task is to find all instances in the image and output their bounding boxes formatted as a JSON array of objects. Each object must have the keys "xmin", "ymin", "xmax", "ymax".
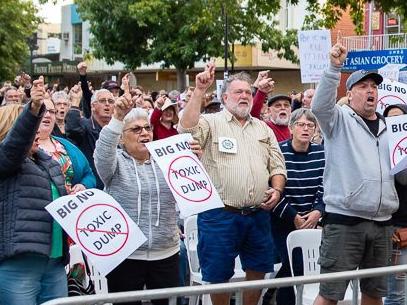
[
  {"xmin": 384, "ymin": 247, "xmax": 407, "ymax": 305},
  {"xmin": 0, "ymin": 254, "xmax": 67, "ymax": 305}
]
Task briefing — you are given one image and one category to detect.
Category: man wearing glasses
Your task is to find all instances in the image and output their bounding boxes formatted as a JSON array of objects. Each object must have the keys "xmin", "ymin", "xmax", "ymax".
[{"xmin": 66, "ymin": 89, "xmax": 115, "ymax": 189}]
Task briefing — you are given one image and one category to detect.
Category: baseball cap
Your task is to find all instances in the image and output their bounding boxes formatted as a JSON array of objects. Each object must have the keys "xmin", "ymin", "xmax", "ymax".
[
  {"xmin": 102, "ymin": 80, "xmax": 120, "ymax": 91},
  {"xmin": 346, "ymin": 70, "xmax": 383, "ymax": 91},
  {"xmin": 267, "ymin": 94, "xmax": 291, "ymax": 107}
]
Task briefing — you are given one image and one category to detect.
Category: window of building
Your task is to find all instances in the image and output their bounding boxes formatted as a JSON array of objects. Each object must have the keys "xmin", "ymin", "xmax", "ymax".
[
  {"xmin": 384, "ymin": 11, "xmax": 404, "ymax": 34},
  {"xmin": 73, "ymin": 23, "xmax": 82, "ymax": 54}
]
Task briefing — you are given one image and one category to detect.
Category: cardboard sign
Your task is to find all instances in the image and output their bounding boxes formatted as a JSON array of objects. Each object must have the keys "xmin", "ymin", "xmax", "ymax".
[
  {"xmin": 46, "ymin": 189, "xmax": 147, "ymax": 276},
  {"xmin": 377, "ymin": 79, "xmax": 407, "ymax": 114},
  {"xmin": 145, "ymin": 134, "xmax": 224, "ymax": 217},
  {"xmin": 378, "ymin": 64, "xmax": 407, "ymax": 82},
  {"xmin": 385, "ymin": 114, "xmax": 407, "ymax": 174},
  {"xmin": 298, "ymin": 30, "xmax": 331, "ymax": 84}
]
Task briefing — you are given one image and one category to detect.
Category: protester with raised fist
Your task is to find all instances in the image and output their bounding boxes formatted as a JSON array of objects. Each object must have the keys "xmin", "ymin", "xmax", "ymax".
[
  {"xmin": 0, "ymin": 76, "xmax": 69, "ymax": 305},
  {"xmin": 312, "ymin": 40, "xmax": 407, "ymax": 305},
  {"xmin": 94, "ymin": 94, "xmax": 201, "ymax": 305},
  {"xmin": 178, "ymin": 63, "xmax": 286, "ymax": 305}
]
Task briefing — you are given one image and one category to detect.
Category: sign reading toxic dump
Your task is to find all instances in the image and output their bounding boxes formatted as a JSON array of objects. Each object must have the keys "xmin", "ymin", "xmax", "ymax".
[
  {"xmin": 385, "ymin": 114, "xmax": 407, "ymax": 175},
  {"xmin": 145, "ymin": 133, "xmax": 224, "ymax": 217},
  {"xmin": 377, "ymin": 79, "xmax": 407, "ymax": 114},
  {"xmin": 45, "ymin": 189, "xmax": 147, "ymax": 276}
]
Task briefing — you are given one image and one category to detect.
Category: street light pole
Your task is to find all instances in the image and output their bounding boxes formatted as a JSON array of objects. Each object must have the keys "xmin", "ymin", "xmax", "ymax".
[{"xmin": 222, "ymin": 4, "xmax": 228, "ymax": 79}]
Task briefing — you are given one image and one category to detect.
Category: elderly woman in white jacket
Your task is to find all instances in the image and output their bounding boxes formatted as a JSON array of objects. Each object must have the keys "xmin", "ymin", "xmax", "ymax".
[{"xmin": 94, "ymin": 94, "xmax": 200, "ymax": 305}]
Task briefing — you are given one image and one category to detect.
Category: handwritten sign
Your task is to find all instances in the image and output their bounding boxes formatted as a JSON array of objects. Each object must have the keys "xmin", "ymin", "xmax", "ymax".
[
  {"xmin": 378, "ymin": 64, "xmax": 407, "ymax": 82},
  {"xmin": 377, "ymin": 79, "xmax": 407, "ymax": 114},
  {"xmin": 46, "ymin": 189, "xmax": 147, "ymax": 276},
  {"xmin": 298, "ymin": 30, "xmax": 331, "ymax": 84},
  {"xmin": 145, "ymin": 134, "xmax": 224, "ymax": 217},
  {"xmin": 385, "ymin": 114, "xmax": 407, "ymax": 174}
]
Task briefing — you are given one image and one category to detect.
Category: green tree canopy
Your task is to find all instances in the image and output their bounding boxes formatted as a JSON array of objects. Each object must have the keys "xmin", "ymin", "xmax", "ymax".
[
  {"xmin": 0, "ymin": 0, "xmax": 40, "ymax": 81},
  {"xmin": 74, "ymin": 0, "xmax": 298, "ymax": 90},
  {"xmin": 40, "ymin": 0, "xmax": 407, "ymax": 90}
]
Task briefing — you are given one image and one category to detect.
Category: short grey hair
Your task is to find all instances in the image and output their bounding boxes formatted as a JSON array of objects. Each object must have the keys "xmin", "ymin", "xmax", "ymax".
[
  {"xmin": 52, "ymin": 90, "xmax": 69, "ymax": 102},
  {"xmin": 123, "ymin": 108, "xmax": 149, "ymax": 127},
  {"xmin": 221, "ymin": 72, "xmax": 252, "ymax": 95},
  {"xmin": 91, "ymin": 89, "xmax": 112, "ymax": 103},
  {"xmin": 289, "ymin": 108, "xmax": 317, "ymax": 127}
]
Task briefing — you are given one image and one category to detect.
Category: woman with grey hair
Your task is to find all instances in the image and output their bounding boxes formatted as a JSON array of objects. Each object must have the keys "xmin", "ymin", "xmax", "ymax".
[
  {"xmin": 51, "ymin": 90, "xmax": 71, "ymax": 137},
  {"xmin": 94, "ymin": 94, "xmax": 201, "ymax": 305},
  {"xmin": 270, "ymin": 108, "xmax": 325, "ymax": 305}
]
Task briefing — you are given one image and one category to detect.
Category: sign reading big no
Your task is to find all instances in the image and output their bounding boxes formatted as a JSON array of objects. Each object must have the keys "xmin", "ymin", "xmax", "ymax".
[
  {"xmin": 145, "ymin": 133, "xmax": 224, "ymax": 217},
  {"xmin": 46, "ymin": 189, "xmax": 147, "ymax": 276}
]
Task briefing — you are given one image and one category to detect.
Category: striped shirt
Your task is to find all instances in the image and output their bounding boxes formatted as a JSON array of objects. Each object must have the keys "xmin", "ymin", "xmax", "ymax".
[
  {"xmin": 272, "ymin": 140, "xmax": 325, "ymax": 223},
  {"xmin": 178, "ymin": 109, "xmax": 286, "ymax": 208}
]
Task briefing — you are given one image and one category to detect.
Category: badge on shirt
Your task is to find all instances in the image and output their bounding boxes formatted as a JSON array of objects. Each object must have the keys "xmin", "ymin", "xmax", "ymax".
[{"xmin": 219, "ymin": 137, "xmax": 237, "ymax": 154}]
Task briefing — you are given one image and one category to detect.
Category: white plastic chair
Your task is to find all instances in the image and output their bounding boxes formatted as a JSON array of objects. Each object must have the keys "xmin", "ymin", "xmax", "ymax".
[
  {"xmin": 184, "ymin": 215, "xmax": 246, "ymax": 305},
  {"xmin": 286, "ymin": 229, "xmax": 358, "ymax": 305},
  {"xmin": 69, "ymin": 245, "xmax": 111, "ymax": 304}
]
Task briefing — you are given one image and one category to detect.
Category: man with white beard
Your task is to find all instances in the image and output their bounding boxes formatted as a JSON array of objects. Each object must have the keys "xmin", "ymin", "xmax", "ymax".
[
  {"xmin": 178, "ymin": 64, "xmax": 286, "ymax": 305},
  {"xmin": 266, "ymin": 95, "xmax": 292, "ymax": 142}
]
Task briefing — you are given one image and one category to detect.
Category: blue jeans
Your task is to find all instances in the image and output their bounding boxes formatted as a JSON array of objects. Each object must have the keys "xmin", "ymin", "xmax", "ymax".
[
  {"xmin": 0, "ymin": 254, "xmax": 67, "ymax": 305},
  {"xmin": 385, "ymin": 246, "xmax": 407, "ymax": 305}
]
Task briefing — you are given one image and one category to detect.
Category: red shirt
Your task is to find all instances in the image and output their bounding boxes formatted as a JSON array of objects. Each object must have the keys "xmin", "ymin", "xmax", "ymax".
[
  {"xmin": 150, "ymin": 108, "xmax": 178, "ymax": 140},
  {"xmin": 250, "ymin": 90, "xmax": 291, "ymax": 142},
  {"xmin": 266, "ymin": 121, "xmax": 291, "ymax": 142}
]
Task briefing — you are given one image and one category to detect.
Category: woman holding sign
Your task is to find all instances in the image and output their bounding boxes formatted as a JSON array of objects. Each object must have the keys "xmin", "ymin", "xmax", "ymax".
[
  {"xmin": 0, "ymin": 77, "xmax": 69, "ymax": 304},
  {"xmin": 94, "ymin": 93, "xmax": 201, "ymax": 305}
]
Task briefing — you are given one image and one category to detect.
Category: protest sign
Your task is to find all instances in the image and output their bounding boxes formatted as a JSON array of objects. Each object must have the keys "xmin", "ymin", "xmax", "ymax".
[
  {"xmin": 377, "ymin": 79, "xmax": 407, "ymax": 114},
  {"xmin": 298, "ymin": 29, "xmax": 331, "ymax": 84},
  {"xmin": 145, "ymin": 134, "xmax": 224, "ymax": 217},
  {"xmin": 216, "ymin": 79, "xmax": 224, "ymax": 102},
  {"xmin": 385, "ymin": 114, "xmax": 407, "ymax": 174},
  {"xmin": 378, "ymin": 64, "xmax": 407, "ymax": 82},
  {"xmin": 46, "ymin": 189, "xmax": 147, "ymax": 276}
]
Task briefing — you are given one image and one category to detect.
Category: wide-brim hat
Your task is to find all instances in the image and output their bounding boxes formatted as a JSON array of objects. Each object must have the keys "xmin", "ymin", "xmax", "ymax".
[{"xmin": 162, "ymin": 99, "xmax": 179, "ymax": 124}]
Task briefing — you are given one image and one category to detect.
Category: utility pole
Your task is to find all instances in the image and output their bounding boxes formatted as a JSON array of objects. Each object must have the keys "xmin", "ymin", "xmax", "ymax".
[{"xmin": 222, "ymin": 4, "xmax": 228, "ymax": 79}]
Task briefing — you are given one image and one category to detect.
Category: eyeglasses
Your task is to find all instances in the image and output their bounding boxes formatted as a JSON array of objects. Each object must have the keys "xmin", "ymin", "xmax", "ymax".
[
  {"xmin": 123, "ymin": 125, "xmax": 152, "ymax": 134},
  {"xmin": 46, "ymin": 109, "xmax": 56, "ymax": 115},
  {"xmin": 97, "ymin": 98, "xmax": 115, "ymax": 105},
  {"xmin": 294, "ymin": 122, "xmax": 316, "ymax": 129}
]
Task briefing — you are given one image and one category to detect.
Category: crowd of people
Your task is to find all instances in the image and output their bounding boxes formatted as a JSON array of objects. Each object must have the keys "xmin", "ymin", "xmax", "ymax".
[{"xmin": 0, "ymin": 40, "xmax": 406, "ymax": 305}]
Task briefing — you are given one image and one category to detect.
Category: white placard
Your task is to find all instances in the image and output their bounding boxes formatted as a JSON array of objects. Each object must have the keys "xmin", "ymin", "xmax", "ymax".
[
  {"xmin": 378, "ymin": 64, "xmax": 407, "ymax": 82},
  {"xmin": 145, "ymin": 134, "xmax": 224, "ymax": 217},
  {"xmin": 385, "ymin": 114, "xmax": 407, "ymax": 174},
  {"xmin": 377, "ymin": 79, "xmax": 407, "ymax": 114},
  {"xmin": 216, "ymin": 80, "xmax": 224, "ymax": 102},
  {"xmin": 46, "ymin": 189, "xmax": 147, "ymax": 276},
  {"xmin": 298, "ymin": 30, "xmax": 332, "ymax": 84}
]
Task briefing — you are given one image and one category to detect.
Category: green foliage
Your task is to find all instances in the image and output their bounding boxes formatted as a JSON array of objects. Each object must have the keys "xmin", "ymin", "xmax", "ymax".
[
  {"xmin": 0, "ymin": 0, "xmax": 40, "ymax": 81},
  {"xmin": 74, "ymin": 0, "xmax": 298, "ymax": 73},
  {"xmin": 302, "ymin": 0, "xmax": 407, "ymax": 35}
]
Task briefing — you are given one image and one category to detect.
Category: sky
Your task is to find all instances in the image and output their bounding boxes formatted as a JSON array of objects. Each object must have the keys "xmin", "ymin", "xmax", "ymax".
[{"xmin": 33, "ymin": 0, "xmax": 73, "ymax": 24}]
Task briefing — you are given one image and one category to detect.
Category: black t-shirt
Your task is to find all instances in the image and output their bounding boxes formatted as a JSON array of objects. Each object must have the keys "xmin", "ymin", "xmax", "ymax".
[{"xmin": 362, "ymin": 116, "xmax": 380, "ymax": 137}]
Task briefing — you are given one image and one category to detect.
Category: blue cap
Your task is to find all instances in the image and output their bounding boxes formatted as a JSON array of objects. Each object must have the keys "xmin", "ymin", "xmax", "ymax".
[{"xmin": 346, "ymin": 70, "xmax": 383, "ymax": 90}]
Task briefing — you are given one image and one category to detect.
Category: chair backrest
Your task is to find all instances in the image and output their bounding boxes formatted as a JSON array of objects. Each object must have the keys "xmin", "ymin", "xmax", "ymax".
[
  {"xmin": 184, "ymin": 215, "xmax": 200, "ymax": 274},
  {"xmin": 286, "ymin": 229, "xmax": 322, "ymax": 277}
]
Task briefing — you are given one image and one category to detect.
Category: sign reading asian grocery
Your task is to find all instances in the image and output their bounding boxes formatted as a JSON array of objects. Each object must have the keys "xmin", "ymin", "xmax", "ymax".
[{"xmin": 343, "ymin": 49, "xmax": 407, "ymax": 72}]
